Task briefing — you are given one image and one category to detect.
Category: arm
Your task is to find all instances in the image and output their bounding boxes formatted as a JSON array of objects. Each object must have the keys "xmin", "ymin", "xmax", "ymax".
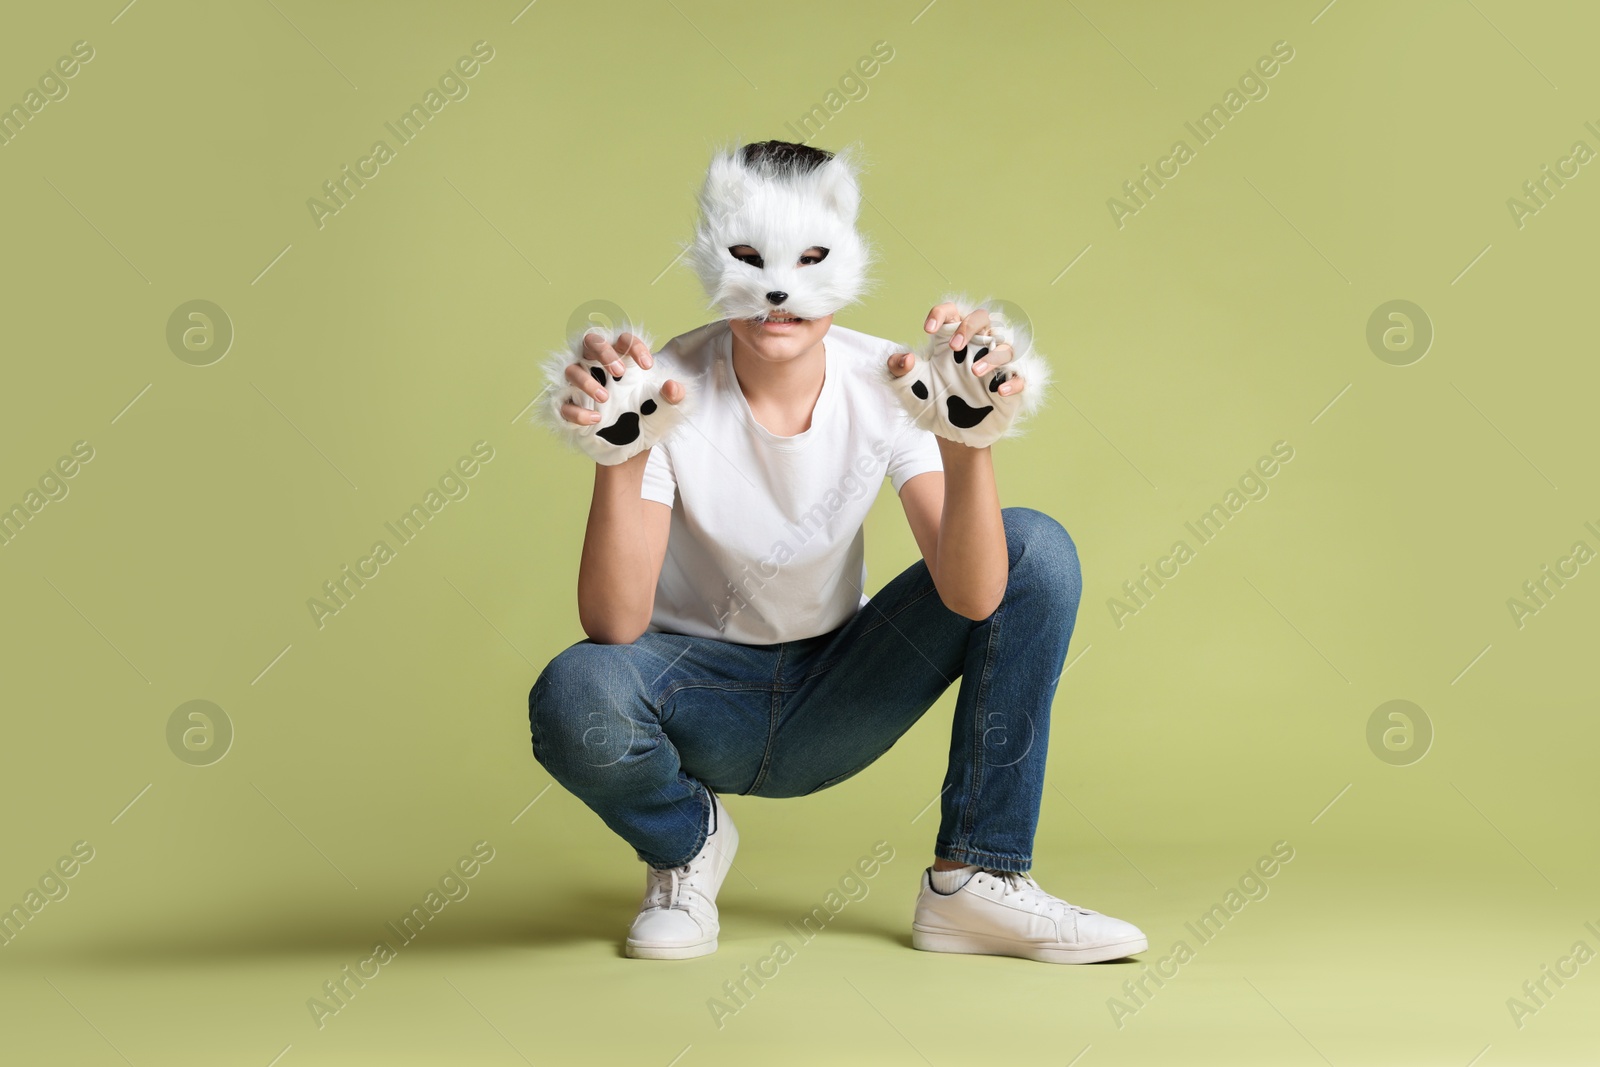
[
  {"xmin": 576, "ymin": 452, "xmax": 673, "ymax": 644},
  {"xmin": 530, "ymin": 326, "xmax": 685, "ymax": 644},
  {"xmin": 898, "ymin": 441, "xmax": 1008, "ymax": 620},
  {"xmin": 892, "ymin": 299, "xmax": 1039, "ymax": 619}
]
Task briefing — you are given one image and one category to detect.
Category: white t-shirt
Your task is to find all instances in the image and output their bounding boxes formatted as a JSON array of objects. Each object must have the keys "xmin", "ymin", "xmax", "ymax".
[{"xmin": 640, "ymin": 318, "xmax": 944, "ymax": 644}]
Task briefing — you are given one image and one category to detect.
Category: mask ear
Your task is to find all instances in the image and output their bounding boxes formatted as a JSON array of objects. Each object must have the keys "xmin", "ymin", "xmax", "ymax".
[
  {"xmin": 814, "ymin": 155, "xmax": 861, "ymax": 223},
  {"xmin": 697, "ymin": 151, "xmax": 753, "ymax": 230}
]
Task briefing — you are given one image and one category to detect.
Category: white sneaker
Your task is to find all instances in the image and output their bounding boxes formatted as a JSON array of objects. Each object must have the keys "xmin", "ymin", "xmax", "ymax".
[
  {"xmin": 912, "ymin": 866, "xmax": 1147, "ymax": 964},
  {"xmin": 623, "ymin": 790, "xmax": 738, "ymax": 959}
]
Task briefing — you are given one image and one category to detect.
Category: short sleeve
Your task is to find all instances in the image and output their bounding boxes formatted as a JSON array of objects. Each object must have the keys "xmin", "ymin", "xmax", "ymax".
[
  {"xmin": 886, "ymin": 415, "xmax": 943, "ymax": 494},
  {"xmin": 641, "ymin": 441, "xmax": 677, "ymax": 507}
]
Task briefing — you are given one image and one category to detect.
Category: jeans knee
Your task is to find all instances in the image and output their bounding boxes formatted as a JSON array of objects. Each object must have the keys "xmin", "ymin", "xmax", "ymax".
[
  {"xmin": 528, "ymin": 642, "xmax": 649, "ymax": 786},
  {"xmin": 1001, "ymin": 506, "xmax": 1082, "ymax": 614}
]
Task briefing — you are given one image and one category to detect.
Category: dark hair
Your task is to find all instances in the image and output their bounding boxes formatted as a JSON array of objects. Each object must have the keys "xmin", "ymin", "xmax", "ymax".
[{"xmin": 740, "ymin": 140, "xmax": 834, "ymax": 177}]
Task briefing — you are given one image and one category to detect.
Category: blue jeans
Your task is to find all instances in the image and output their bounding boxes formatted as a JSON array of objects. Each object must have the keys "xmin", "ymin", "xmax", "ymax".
[{"xmin": 527, "ymin": 506, "xmax": 1082, "ymax": 873}]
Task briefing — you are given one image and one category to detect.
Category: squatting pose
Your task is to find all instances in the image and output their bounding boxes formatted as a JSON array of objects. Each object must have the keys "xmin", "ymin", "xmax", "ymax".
[{"xmin": 527, "ymin": 138, "xmax": 1146, "ymax": 964}]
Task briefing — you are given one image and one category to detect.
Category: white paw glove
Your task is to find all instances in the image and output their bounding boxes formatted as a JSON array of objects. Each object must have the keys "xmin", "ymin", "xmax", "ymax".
[
  {"xmin": 530, "ymin": 323, "xmax": 694, "ymax": 466},
  {"xmin": 887, "ymin": 295, "xmax": 1051, "ymax": 448}
]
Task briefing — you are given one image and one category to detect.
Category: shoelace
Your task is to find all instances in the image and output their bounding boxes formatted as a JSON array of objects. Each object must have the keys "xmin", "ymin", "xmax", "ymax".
[
  {"xmin": 643, "ymin": 797, "xmax": 723, "ymax": 912},
  {"xmin": 644, "ymin": 864, "xmax": 688, "ymax": 910},
  {"xmin": 980, "ymin": 870, "xmax": 1094, "ymax": 917}
]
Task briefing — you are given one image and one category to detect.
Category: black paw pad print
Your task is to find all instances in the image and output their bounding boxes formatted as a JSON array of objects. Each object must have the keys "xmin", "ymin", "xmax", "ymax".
[{"xmin": 596, "ymin": 398, "xmax": 659, "ymax": 446}]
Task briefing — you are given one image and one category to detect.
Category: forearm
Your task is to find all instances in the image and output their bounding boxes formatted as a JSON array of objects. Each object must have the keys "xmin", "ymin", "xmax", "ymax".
[
  {"xmin": 577, "ymin": 449, "xmax": 655, "ymax": 643},
  {"xmin": 932, "ymin": 437, "xmax": 1008, "ymax": 620}
]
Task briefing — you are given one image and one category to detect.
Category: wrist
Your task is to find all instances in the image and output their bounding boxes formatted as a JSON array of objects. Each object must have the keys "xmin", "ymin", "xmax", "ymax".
[
  {"xmin": 594, "ymin": 446, "xmax": 650, "ymax": 479},
  {"xmin": 936, "ymin": 435, "xmax": 990, "ymax": 461}
]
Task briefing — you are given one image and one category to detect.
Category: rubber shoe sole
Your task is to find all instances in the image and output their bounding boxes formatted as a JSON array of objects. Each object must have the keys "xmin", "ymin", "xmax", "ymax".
[
  {"xmin": 911, "ymin": 924, "xmax": 1147, "ymax": 964},
  {"xmin": 624, "ymin": 935, "xmax": 719, "ymax": 960}
]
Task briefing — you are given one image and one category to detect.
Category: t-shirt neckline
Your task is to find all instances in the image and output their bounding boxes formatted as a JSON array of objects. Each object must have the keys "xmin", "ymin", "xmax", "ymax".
[{"xmin": 721, "ymin": 322, "xmax": 834, "ymax": 452}]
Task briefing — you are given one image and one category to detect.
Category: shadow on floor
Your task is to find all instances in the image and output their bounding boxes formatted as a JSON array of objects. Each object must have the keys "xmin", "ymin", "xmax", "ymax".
[
  {"xmin": 32, "ymin": 887, "xmax": 651, "ymax": 966},
  {"xmin": 28, "ymin": 885, "xmax": 1139, "ymax": 968}
]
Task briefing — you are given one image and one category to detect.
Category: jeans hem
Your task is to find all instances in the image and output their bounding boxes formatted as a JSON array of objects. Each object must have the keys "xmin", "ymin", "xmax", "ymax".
[
  {"xmin": 637, "ymin": 781, "xmax": 711, "ymax": 870},
  {"xmin": 934, "ymin": 844, "xmax": 1031, "ymax": 873}
]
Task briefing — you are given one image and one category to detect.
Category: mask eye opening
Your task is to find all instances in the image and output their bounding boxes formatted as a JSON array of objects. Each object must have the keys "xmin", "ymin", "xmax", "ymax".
[
  {"xmin": 728, "ymin": 245, "xmax": 765, "ymax": 269},
  {"xmin": 799, "ymin": 247, "xmax": 830, "ymax": 266}
]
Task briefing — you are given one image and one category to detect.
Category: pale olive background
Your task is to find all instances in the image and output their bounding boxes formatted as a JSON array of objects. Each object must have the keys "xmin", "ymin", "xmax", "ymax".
[{"xmin": 2, "ymin": 1, "xmax": 1597, "ymax": 1064}]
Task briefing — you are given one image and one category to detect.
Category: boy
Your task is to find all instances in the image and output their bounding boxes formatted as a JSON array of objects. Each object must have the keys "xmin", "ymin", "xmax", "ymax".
[{"xmin": 528, "ymin": 139, "xmax": 1145, "ymax": 963}]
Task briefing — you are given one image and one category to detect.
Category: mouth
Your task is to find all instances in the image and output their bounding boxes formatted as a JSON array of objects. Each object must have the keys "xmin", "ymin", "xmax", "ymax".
[{"xmin": 757, "ymin": 311, "xmax": 806, "ymax": 331}]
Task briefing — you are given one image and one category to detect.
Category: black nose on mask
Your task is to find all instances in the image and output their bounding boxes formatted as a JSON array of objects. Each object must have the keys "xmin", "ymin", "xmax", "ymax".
[{"xmin": 765, "ymin": 291, "xmax": 788, "ymax": 305}]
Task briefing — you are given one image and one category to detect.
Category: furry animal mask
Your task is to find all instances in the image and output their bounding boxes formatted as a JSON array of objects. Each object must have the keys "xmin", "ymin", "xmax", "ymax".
[{"xmin": 684, "ymin": 143, "xmax": 874, "ymax": 322}]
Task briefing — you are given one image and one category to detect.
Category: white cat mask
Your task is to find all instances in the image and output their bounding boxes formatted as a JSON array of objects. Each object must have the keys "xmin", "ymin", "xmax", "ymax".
[{"xmin": 684, "ymin": 144, "xmax": 875, "ymax": 322}]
